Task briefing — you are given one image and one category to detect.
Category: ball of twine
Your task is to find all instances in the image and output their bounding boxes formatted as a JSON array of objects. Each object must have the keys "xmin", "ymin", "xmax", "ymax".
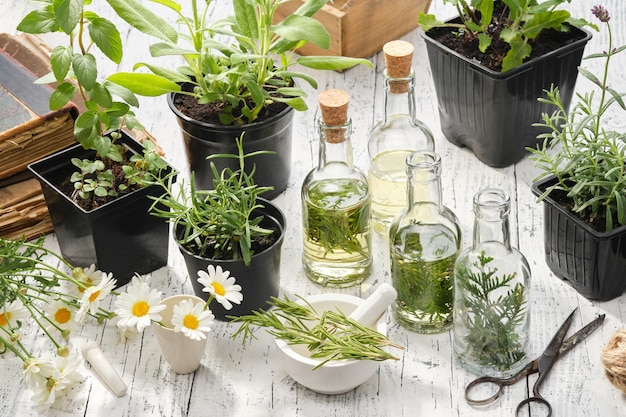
[{"xmin": 601, "ymin": 329, "xmax": 626, "ymax": 394}]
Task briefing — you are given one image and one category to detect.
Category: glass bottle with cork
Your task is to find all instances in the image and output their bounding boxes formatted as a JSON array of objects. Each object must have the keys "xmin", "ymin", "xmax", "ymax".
[
  {"xmin": 389, "ymin": 150, "xmax": 461, "ymax": 333},
  {"xmin": 368, "ymin": 40, "xmax": 435, "ymax": 235},
  {"xmin": 301, "ymin": 89, "xmax": 372, "ymax": 287},
  {"xmin": 453, "ymin": 188, "xmax": 531, "ymax": 377}
]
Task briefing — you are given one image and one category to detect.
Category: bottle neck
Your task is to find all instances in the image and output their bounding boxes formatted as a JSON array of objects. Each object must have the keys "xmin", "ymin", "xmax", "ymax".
[
  {"xmin": 383, "ymin": 70, "xmax": 416, "ymax": 123},
  {"xmin": 472, "ymin": 188, "xmax": 512, "ymax": 249},
  {"xmin": 318, "ymin": 119, "xmax": 354, "ymax": 168},
  {"xmin": 406, "ymin": 151, "xmax": 442, "ymax": 208}
]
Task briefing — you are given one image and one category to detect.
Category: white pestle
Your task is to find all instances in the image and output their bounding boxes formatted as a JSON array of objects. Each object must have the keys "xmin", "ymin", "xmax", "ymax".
[
  {"xmin": 348, "ymin": 283, "xmax": 397, "ymax": 326},
  {"xmin": 82, "ymin": 340, "xmax": 128, "ymax": 397}
]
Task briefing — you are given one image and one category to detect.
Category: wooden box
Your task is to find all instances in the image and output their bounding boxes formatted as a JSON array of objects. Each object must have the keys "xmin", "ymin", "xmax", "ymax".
[{"xmin": 275, "ymin": 0, "xmax": 432, "ymax": 58}]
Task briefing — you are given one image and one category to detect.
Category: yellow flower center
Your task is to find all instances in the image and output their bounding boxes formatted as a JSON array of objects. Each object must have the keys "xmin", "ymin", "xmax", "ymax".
[
  {"xmin": 212, "ymin": 282, "xmax": 225, "ymax": 296},
  {"xmin": 183, "ymin": 314, "xmax": 199, "ymax": 330},
  {"xmin": 78, "ymin": 278, "xmax": 94, "ymax": 294},
  {"xmin": 132, "ymin": 301, "xmax": 149, "ymax": 317},
  {"xmin": 88, "ymin": 290, "xmax": 101, "ymax": 303},
  {"xmin": 0, "ymin": 312, "xmax": 11, "ymax": 327},
  {"xmin": 54, "ymin": 308, "xmax": 71, "ymax": 324}
]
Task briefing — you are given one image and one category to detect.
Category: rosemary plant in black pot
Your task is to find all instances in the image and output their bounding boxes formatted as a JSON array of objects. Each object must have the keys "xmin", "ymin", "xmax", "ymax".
[
  {"xmin": 418, "ymin": 0, "xmax": 594, "ymax": 167},
  {"xmin": 17, "ymin": 0, "xmax": 179, "ymax": 286},
  {"xmin": 149, "ymin": 135, "xmax": 285, "ymax": 320},
  {"xmin": 529, "ymin": 5, "xmax": 626, "ymax": 300},
  {"xmin": 110, "ymin": 0, "xmax": 372, "ymax": 199}
]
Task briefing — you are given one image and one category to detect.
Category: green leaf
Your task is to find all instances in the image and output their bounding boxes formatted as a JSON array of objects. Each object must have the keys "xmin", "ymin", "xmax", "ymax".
[
  {"xmin": 72, "ymin": 53, "xmax": 98, "ymax": 90},
  {"xmin": 478, "ymin": 33, "xmax": 491, "ymax": 53},
  {"xmin": 501, "ymin": 39, "xmax": 531, "ymax": 72},
  {"xmin": 148, "ymin": 0, "xmax": 182, "ymax": 13},
  {"xmin": 94, "ymin": 135, "xmax": 112, "ymax": 158},
  {"xmin": 149, "ymin": 42, "xmax": 200, "ymax": 59},
  {"xmin": 273, "ymin": 15, "xmax": 330, "ymax": 49},
  {"xmin": 103, "ymin": 80, "xmax": 140, "ymax": 107},
  {"xmin": 74, "ymin": 110, "xmax": 99, "ymax": 129},
  {"xmin": 133, "ymin": 63, "xmax": 190, "ymax": 83},
  {"xmin": 296, "ymin": 56, "xmax": 373, "ymax": 71},
  {"xmin": 279, "ymin": 70, "xmax": 317, "ymax": 89},
  {"xmin": 105, "ymin": 102, "xmax": 131, "ymax": 118},
  {"xmin": 578, "ymin": 66, "xmax": 601, "ymax": 85},
  {"xmin": 417, "ymin": 13, "xmax": 443, "ymax": 32},
  {"xmin": 54, "ymin": 0, "xmax": 83, "ymax": 34},
  {"xmin": 50, "ymin": 46, "xmax": 73, "ymax": 82},
  {"xmin": 87, "ymin": 17, "xmax": 123, "ymax": 64},
  {"xmin": 50, "ymin": 82, "xmax": 76, "ymax": 110},
  {"xmin": 273, "ymin": 96, "xmax": 308, "ymax": 111},
  {"xmin": 107, "ymin": 72, "xmax": 181, "ymax": 96},
  {"xmin": 106, "ymin": 0, "xmax": 178, "ymax": 43},
  {"xmin": 17, "ymin": 8, "xmax": 58, "ymax": 34},
  {"xmin": 232, "ymin": 0, "xmax": 258, "ymax": 39},
  {"xmin": 523, "ymin": 10, "xmax": 570, "ymax": 39},
  {"xmin": 86, "ymin": 82, "xmax": 113, "ymax": 108},
  {"xmin": 478, "ymin": 0, "xmax": 494, "ymax": 29},
  {"xmin": 292, "ymin": 0, "xmax": 327, "ymax": 17}
]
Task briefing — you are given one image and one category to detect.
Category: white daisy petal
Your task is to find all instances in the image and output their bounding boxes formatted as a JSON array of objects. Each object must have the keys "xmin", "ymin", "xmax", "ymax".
[
  {"xmin": 114, "ymin": 282, "xmax": 165, "ymax": 332},
  {"xmin": 196, "ymin": 266, "xmax": 243, "ymax": 310}
]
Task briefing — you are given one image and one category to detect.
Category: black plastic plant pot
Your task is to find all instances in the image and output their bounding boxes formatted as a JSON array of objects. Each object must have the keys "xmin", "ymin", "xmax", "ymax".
[
  {"xmin": 422, "ymin": 22, "xmax": 592, "ymax": 167},
  {"xmin": 28, "ymin": 133, "xmax": 172, "ymax": 288},
  {"xmin": 176, "ymin": 198, "xmax": 286, "ymax": 321},
  {"xmin": 532, "ymin": 176, "xmax": 626, "ymax": 301},
  {"xmin": 168, "ymin": 93, "xmax": 293, "ymax": 200}
]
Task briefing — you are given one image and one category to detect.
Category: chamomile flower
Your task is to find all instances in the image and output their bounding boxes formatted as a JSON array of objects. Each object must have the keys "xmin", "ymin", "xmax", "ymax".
[
  {"xmin": 23, "ymin": 355, "xmax": 55, "ymax": 389},
  {"xmin": 0, "ymin": 299, "xmax": 29, "ymax": 329},
  {"xmin": 171, "ymin": 299, "xmax": 214, "ymax": 341},
  {"xmin": 75, "ymin": 273, "xmax": 116, "ymax": 323},
  {"xmin": 44, "ymin": 300, "xmax": 78, "ymax": 336},
  {"xmin": 70, "ymin": 264, "xmax": 102, "ymax": 295},
  {"xmin": 197, "ymin": 265, "xmax": 243, "ymax": 310},
  {"xmin": 114, "ymin": 282, "xmax": 165, "ymax": 332},
  {"xmin": 29, "ymin": 353, "xmax": 82, "ymax": 414}
]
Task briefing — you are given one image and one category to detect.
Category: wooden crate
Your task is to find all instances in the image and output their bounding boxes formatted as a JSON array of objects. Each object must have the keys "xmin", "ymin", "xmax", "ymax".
[{"xmin": 275, "ymin": 0, "xmax": 432, "ymax": 58}]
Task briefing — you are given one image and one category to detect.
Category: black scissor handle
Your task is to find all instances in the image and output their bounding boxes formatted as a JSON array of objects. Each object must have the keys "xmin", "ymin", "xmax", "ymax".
[
  {"xmin": 465, "ymin": 376, "xmax": 506, "ymax": 406},
  {"xmin": 515, "ymin": 396, "xmax": 552, "ymax": 417}
]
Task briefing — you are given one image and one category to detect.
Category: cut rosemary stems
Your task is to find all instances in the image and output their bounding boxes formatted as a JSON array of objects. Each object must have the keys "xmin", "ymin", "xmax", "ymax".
[{"xmin": 230, "ymin": 295, "xmax": 403, "ymax": 369}]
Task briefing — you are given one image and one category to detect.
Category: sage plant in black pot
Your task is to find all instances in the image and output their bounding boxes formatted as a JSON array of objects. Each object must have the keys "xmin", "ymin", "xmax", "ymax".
[
  {"xmin": 529, "ymin": 5, "xmax": 626, "ymax": 301},
  {"xmin": 110, "ymin": 0, "xmax": 372, "ymax": 199},
  {"xmin": 419, "ymin": 0, "xmax": 593, "ymax": 167}
]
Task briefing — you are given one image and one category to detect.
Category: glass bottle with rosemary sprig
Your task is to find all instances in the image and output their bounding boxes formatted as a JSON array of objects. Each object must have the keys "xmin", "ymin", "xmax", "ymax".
[
  {"xmin": 301, "ymin": 89, "xmax": 372, "ymax": 287},
  {"xmin": 368, "ymin": 40, "xmax": 435, "ymax": 235},
  {"xmin": 453, "ymin": 188, "xmax": 531, "ymax": 377},
  {"xmin": 389, "ymin": 151, "xmax": 461, "ymax": 333}
]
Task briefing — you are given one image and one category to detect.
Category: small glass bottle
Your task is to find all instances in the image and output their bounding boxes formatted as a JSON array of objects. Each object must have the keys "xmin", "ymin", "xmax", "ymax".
[
  {"xmin": 389, "ymin": 151, "xmax": 460, "ymax": 333},
  {"xmin": 453, "ymin": 188, "xmax": 531, "ymax": 377},
  {"xmin": 302, "ymin": 89, "xmax": 372, "ymax": 287},
  {"xmin": 368, "ymin": 40, "xmax": 435, "ymax": 234}
]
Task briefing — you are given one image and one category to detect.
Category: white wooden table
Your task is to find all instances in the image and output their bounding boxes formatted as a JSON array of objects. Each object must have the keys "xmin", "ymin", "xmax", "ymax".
[{"xmin": 2, "ymin": 1, "xmax": 626, "ymax": 416}]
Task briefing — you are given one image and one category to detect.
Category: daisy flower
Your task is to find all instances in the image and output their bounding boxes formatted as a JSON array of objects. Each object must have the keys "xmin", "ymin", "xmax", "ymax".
[
  {"xmin": 75, "ymin": 273, "xmax": 116, "ymax": 323},
  {"xmin": 0, "ymin": 299, "xmax": 29, "ymax": 329},
  {"xmin": 114, "ymin": 282, "xmax": 165, "ymax": 332},
  {"xmin": 171, "ymin": 299, "xmax": 214, "ymax": 341},
  {"xmin": 29, "ymin": 353, "xmax": 83, "ymax": 414},
  {"xmin": 197, "ymin": 265, "xmax": 243, "ymax": 310},
  {"xmin": 44, "ymin": 300, "xmax": 78, "ymax": 336},
  {"xmin": 70, "ymin": 264, "xmax": 103, "ymax": 295},
  {"xmin": 23, "ymin": 355, "xmax": 55, "ymax": 389}
]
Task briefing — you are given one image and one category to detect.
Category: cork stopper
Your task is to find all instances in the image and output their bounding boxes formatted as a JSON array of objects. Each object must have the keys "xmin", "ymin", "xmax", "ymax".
[
  {"xmin": 383, "ymin": 40, "xmax": 414, "ymax": 93},
  {"xmin": 318, "ymin": 89, "xmax": 350, "ymax": 143}
]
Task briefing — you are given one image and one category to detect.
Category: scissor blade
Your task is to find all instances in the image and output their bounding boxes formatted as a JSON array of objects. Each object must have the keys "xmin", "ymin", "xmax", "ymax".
[
  {"xmin": 559, "ymin": 313, "xmax": 606, "ymax": 356},
  {"xmin": 541, "ymin": 308, "xmax": 577, "ymax": 359}
]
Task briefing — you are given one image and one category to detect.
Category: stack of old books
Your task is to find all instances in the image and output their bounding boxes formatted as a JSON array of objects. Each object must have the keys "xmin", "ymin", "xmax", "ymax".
[{"xmin": 0, "ymin": 33, "xmax": 77, "ymax": 240}]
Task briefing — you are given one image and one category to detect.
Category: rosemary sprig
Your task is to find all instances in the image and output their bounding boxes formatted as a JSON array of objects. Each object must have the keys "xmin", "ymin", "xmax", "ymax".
[
  {"xmin": 303, "ymin": 179, "xmax": 370, "ymax": 256},
  {"xmin": 230, "ymin": 295, "xmax": 403, "ymax": 369},
  {"xmin": 455, "ymin": 251, "xmax": 527, "ymax": 371}
]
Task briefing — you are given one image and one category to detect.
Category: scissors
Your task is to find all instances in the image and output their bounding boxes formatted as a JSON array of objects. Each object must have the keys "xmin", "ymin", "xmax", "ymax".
[{"xmin": 464, "ymin": 307, "xmax": 605, "ymax": 417}]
